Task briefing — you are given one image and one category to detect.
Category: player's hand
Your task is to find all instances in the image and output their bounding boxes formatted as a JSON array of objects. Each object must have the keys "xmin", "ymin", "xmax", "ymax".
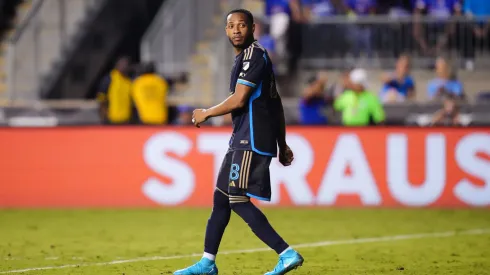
[
  {"xmin": 192, "ymin": 109, "xmax": 208, "ymax": 128},
  {"xmin": 279, "ymin": 145, "xmax": 294, "ymax": 166}
]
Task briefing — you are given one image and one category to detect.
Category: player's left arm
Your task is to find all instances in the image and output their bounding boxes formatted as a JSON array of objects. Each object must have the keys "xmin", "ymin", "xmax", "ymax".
[
  {"xmin": 272, "ymin": 93, "xmax": 287, "ymax": 149},
  {"xmin": 193, "ymin": 49, "xmax": 266, "ymax": 126}
]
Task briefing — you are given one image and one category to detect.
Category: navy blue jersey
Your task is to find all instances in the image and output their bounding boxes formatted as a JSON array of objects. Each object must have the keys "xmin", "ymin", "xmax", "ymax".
[{"xmin": 228, "ymin": 41, "xmax": 280, "ymax": 157}]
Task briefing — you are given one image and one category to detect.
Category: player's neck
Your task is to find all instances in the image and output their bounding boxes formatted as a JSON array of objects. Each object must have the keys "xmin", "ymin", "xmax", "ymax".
[{"xmin": 233, "ymin": 39, "xmax": 255, "ymax": 55}]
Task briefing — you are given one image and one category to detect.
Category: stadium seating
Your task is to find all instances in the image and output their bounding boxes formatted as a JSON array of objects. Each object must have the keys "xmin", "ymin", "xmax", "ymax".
[{"xmin": 4, "ymin": 0, "xmax": 102, "ymax": 101}]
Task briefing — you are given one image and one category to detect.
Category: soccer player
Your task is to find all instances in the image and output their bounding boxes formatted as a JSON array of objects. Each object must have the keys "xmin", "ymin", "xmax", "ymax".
[{"xmin": 173, "ymin": 9, "xmax": 304, "ymax": 275}]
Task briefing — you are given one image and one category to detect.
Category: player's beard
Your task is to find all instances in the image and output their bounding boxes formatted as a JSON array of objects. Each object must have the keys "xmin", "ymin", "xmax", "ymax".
[{"xmin": 229, "ymin": 34, "xmax": 255, "ymax": 50}]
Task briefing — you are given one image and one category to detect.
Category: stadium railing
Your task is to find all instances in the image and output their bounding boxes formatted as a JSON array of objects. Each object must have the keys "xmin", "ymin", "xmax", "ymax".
[
  {"xmin": 259, "ymin": 15, "xmax": 490, "ymax": 70},
  {"xmin": 200, "ymin": 15, "xmax": 490, "ymax": 107},
  {"xmin": 6, "ymin": 0, "xmax": 104, "ymax": 101}
]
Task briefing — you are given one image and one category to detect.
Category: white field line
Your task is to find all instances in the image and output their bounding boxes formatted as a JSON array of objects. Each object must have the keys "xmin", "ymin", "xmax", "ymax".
[{"xmin": 1, "ymin": 228, "xmax": 489, "ymax": 274}]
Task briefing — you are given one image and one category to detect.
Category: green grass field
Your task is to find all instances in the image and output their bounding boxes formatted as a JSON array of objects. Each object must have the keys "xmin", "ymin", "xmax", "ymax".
[{"xmin": 1, "ymin": 208, "xmax": 489, "ymax": 275}]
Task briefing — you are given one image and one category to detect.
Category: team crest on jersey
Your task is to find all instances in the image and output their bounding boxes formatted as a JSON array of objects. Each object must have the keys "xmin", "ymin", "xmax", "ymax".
[{"xmin": 243, "ymin": 62, "xmax": 250, "ymax": 71}]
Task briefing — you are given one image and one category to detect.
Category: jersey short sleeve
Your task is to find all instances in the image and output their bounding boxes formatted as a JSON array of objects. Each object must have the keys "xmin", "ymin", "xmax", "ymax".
[{"xmin": 236, "ymin": 48, "xmax": 267, "ymax": 89}]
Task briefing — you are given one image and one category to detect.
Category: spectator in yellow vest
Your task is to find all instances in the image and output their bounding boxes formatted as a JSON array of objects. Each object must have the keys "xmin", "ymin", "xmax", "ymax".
[
  {"xmin": 131, "ymin": 62, "xmax": 169, "ymax": 125},
  {"xmin": 97, "ymin": 56, "xmax": 133, "ymax": 124}
]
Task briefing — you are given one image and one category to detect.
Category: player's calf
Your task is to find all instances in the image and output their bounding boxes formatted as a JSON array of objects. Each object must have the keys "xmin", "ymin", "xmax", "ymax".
[{"xmin": 229, "ymin": 199, "xmax": 289, "ymax": 254}]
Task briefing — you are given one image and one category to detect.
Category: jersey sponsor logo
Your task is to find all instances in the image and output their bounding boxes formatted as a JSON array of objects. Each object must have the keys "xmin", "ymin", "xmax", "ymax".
[
  {"xmin": 240, "ymin": 140, "xmax": 249, "ymax": 145},
  {"xmin": 229, "ymin": 181, "xmax": 236, "ymax": 187}
]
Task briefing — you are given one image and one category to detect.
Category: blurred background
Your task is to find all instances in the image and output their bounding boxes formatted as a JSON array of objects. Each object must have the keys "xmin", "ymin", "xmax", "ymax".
[
  {"xmin": 1, "ymin": 0, "xmax": 490, "ymax": 127},
  {"xmin": 0, "ymin": 3, "xmax": 489, "ymax": 274}
]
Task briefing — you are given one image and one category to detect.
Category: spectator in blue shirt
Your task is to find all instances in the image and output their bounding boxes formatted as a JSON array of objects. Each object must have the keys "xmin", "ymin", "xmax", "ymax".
[
  {"xmin": 346, "ymin": 0, "xmax": 377, "ymax": 15},
  {"xmin": 460, "ymin": 0, "xmax": 490, "ymax": 70},
  {"xmin": 303, "ymin": 0, "xmax": 337, "ymax": 18},
  {"xmin": 427, "ymin": 57, "xmax": 464, "ymax": 100},
  {"xmin": 414, "ymin": 0, "xmax": 461, "ymax": 18},
  {"xmin": 345, "ymin": 0, "xmax": 377, "ymax": 59},
  {"xmin": 265, "ymin": 0, "xmax": 292, "ymax": 16},
  {"xmin": 413, "ymin": 0, "xmax": 462, "ymax": 56},
  {"xmin": 299, "ymin": 72, "xmax": 330, "ymax": 125},
  {"xmin": 380, "ymin": 54, "xmax": 416, "ymax": 103},
  {"xmin": 464, "ymin": 0, "xmax": 490, "ymax": 19}
]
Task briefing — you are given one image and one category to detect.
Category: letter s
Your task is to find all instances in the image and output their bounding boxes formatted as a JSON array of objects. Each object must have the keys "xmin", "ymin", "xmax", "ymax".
[
  {"xmin": 454, "ymin": 133, "xmax": 490, "ymax": 206},
  {"xmin": 142, "ymin": 132, "xmax": 195, "ymax": 205}
]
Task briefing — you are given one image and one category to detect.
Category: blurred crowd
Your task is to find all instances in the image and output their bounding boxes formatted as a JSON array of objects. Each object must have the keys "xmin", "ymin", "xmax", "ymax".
[
  {"xmin": 299, "ymin": 55, "xmax": 464, "ymax": 126},
  {"xmin": 254, "ymin": 0, "xmax": 488, "ymax": 127},
  {"xmin": 99, "ymin": 54, "xmax": 464, "ymax": 127},
  {"xmin": 97, "ymin": 57, "xmax": 225, "ymax": 127},
  {"xmin": 96, "ymin": 56, "xmax": 198, "ymax": 126},
  {"xmin": 256, "ymin": 0, "xmax": 490, "ymax": 72},
  {"xmin": 98, "ymin": 0, "xmax": 490, "ymax": 128}
]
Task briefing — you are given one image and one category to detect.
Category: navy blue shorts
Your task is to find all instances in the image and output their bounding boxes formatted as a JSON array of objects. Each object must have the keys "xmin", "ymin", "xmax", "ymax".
[{"xmin": 216, "ymin": 150, "xmax": 272, "ymax": 202}]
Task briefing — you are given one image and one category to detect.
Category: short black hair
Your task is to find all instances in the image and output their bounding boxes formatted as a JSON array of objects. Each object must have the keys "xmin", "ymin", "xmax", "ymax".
[{"xmin": 226, "ymin": 9, "xmax": 254, "ymax": 26}]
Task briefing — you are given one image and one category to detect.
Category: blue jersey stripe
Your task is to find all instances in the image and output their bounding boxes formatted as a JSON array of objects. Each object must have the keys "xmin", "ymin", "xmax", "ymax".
[{"xmin": 237, "ymin": 79, "xmax": 256, "ymax": 88}]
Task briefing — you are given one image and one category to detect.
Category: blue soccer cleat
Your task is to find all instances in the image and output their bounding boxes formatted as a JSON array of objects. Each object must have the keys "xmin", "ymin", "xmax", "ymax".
[
  {"xmin": 264, "ymin": 248, "xmax": 304, "ymax": 275},
  {"xmin": 173, "ymin": 258, "xmax": 218, "ymax": 275}
]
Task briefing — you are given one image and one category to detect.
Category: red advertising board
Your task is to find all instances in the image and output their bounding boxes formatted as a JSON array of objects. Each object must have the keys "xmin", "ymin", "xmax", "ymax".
[{"xmin": 0, "ymin": 127, "xmax": 489, "ymax": 208}]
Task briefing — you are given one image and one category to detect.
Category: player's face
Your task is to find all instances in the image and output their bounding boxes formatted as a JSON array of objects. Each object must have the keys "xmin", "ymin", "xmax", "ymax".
[{"xmin": 226, "ymin": 13, "xmax": 254, "ymax": 49}]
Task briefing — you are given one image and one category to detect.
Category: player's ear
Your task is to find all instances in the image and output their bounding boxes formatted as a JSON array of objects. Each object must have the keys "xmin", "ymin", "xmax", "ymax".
[{"xmin": 252, "ymin": 23, "xmax": 255, "ymax": 34}]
